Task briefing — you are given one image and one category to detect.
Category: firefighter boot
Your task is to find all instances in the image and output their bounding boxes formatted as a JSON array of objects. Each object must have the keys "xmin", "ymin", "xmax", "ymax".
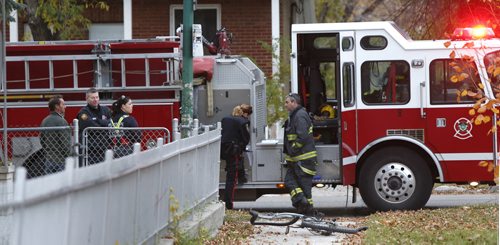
[
  {"xmin": 304, "ymin": 205, "xmax": 325, "ymax": 219},
  {"xmin": 296, "ymin": 198, "xmax": 309, "ymax": 214}
]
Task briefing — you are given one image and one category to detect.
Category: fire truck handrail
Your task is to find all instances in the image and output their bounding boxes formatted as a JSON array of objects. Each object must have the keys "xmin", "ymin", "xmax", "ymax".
[
  {"xmin": 6, "ymin": 38, "xmax": 180, "ymax": 46},
  {"xmin": 2, "ymin": 85, "xmax": 182, "ymax": 95},
  {"xmin": 6, "ymin": 53, "xmax": 179, "ymax": 62}
]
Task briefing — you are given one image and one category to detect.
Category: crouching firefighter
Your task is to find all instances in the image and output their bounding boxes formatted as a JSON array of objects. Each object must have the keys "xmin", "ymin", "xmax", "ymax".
[
  {"xmin": 283, "ymin": 93, "xmax": 319, "ymax": 216},
  {"xmin": 220, "ymin": 105, "xmax": 251, "ymax": 209}
]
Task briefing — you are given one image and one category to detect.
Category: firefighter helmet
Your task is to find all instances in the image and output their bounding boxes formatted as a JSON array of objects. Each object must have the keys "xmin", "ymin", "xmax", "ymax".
[{"xmin": 320, "ymin": 104, "xmax": 335, "ymax": 119}]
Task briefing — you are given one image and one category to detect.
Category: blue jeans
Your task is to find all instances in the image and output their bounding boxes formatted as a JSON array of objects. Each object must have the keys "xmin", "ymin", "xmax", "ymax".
[{"xmin": 44, "ymin": 160, "xmax": 64, "ymax": 175}]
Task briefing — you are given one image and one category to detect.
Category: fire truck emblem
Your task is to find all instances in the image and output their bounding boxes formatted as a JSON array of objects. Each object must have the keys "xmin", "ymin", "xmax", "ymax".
[{"xmin": 453, "ymin": 118, "xmax": 473, "ymax": 140}]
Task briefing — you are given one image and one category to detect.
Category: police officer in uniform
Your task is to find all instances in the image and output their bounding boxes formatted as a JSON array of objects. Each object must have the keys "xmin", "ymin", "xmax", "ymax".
[
  {"xmin": 220, "ymin": 105, "xmax": 251, "ymax": 209},
  {"xmin": 77, "ymin": 88, "xmax": 111, "ymax": 165},
  {"xmin": 110, "ymin": 95, "xmax": 140, "ymax": 158},
  {"xmin": 283, "ymin": 93, "xmax": 319, "ymax": 216}
]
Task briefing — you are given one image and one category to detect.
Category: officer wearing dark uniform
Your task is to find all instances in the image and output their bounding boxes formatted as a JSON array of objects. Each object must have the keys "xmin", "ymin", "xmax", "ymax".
[
  {"xmin": 220, "ymin": 105, "xmax": 251, "ymax": 209},
  {"xmin": 284, "ymin": 93, "xmax": 318, "ymax": 215},
  {"xmin": 77, "ymin": 88, "xmax": 111, "ymax": 165}
]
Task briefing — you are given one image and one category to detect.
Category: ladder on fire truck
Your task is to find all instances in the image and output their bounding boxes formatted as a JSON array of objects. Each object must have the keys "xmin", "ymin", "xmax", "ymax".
[{"xmin": 0, "ymin": 39, "xmax": 182, "ymax": 95}]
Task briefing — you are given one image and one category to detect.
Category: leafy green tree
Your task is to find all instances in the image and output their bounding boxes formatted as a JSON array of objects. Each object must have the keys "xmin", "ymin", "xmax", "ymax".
[
  {"xmin": 20, "ymin": 0, "xmax": 108, "ymax": 40},
  {"xmin": 260, "ymin": 38, "xmax": 290, "ymax": 125},
  {"xmin": 0, "ymin": 0, "xmax": 25, "ymax": 22}
]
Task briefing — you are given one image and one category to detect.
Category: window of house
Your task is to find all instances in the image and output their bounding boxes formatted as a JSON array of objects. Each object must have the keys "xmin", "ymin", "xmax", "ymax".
[
  {"xmin": 430, "ymin": 59, "xmax": 480, "ymax": 104},
  {"xmin": 89, "ymin": 23, "xmax": 124, "ymax": 40},
  {"xmin": 343, "ymin": 63, "xmax": 355, "ymax": 107},
  {"xmin": 361, "ymin": 60, "xmax": 410, "ymax": 104},
  {"xmin": 170, "ymin": 4, "xmax": 221, "ymax": 42}
]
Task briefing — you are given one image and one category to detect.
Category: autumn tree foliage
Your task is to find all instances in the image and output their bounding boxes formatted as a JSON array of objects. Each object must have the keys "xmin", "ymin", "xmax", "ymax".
[
  {"xmin": 443, "ymin": 0, "xmax": 499, "ymax": 183},
  {"xmin": 20, "ymin": 0, "xmax": 108, "ymax": 40}
]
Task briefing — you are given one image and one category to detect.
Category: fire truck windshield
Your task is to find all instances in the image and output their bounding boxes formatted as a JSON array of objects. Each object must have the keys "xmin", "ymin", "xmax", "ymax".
[{"xmin": 484, "ymin": 50, "xmax": 500, "ymax": 87}]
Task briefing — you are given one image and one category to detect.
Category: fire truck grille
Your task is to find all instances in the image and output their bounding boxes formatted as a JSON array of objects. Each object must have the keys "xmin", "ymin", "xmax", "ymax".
[{"xmin": 386, "ymin": 129, "xmax": 424, "ymax": 142}]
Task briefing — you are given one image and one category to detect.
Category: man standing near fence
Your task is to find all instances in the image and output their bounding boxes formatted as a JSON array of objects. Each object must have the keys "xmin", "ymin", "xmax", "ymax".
[
  {"xmin": 77, "ymin": 88, "xmax": 112, "ymax": 165},
  {"xmin": 40, "ymin": 95, "xmax": 71, "ymax": 174}
]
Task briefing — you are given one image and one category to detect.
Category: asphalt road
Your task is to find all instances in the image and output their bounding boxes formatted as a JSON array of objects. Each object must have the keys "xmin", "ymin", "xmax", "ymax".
[{"xmin": 234, "ymin": 186, "xmax": 499, "ymax": 216}]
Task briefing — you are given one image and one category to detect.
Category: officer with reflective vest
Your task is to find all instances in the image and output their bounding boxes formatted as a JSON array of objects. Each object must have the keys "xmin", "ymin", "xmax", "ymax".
[
  {"xmin": 283, "ymin": 93, "xmax": 318, "ymax": 216},
  {"xmin": 110, "ymin": 95, "xmax": 140, "ymax": 158}
]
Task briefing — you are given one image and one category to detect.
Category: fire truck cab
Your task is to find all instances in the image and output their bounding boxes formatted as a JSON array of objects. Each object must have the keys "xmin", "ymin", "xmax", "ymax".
[
  {"xmin": 222, "ymin": 21, "xmax": 499, "ymax": 211},
  {"xmin": 2, "ymin": 22, "xmax": 498, "ymax": 212}
]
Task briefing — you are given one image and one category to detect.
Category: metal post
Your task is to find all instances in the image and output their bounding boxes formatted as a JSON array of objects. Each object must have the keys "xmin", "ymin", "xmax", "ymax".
[
  {"xmin": 193, "ymin": 118, "xmax": 199, "ymax": 136},
  {"xmin": 493, "ymin": 111, "xmax": 498, "ymax": 167},
  {"xmin": 181, "ymin": 0, "xmax": 194, "ymax": 138},
  {"xmin": 1, "ymin": 0, "xmax": 7, "ymax": 167},
  {"xmin": 73, "ymin": 119, "xmax": 79, "ymax": 167}
]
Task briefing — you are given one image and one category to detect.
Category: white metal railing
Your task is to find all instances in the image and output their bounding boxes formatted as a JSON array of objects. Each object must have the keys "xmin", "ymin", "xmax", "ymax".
[{"xmin": 0, "ymin": 123, "xmax": 221, "ymax": 245}]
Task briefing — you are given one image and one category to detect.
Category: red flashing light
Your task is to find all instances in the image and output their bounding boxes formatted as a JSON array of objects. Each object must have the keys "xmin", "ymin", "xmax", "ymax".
[{"xmin": 452, "ymin": 26, "xmax": 495, "ymax": 40}]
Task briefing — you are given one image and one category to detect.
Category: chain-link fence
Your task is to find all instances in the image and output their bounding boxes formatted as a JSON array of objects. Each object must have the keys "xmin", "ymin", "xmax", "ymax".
[
  {"xmin": 82, "ymin": 127, "xmax": 170, "ymax": 166},
  {"xmin": 0, "ymin": 124, "xmax": 170, "ymax": 178},
  {"xmin": 0, "ymin": 126, "xmax": 75, "ymax": 178}
]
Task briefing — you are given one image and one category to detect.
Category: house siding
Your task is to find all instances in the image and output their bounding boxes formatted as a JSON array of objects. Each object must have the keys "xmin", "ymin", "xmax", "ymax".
[{"xmin": 86, "ymin": 0, "xmax": 273, "ymax": 76}]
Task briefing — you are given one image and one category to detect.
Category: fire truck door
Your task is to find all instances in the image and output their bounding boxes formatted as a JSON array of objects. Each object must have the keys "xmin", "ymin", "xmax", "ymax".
[{"xmin": 339, "ymin": 32, "xmax": 356, "ymax": 183}]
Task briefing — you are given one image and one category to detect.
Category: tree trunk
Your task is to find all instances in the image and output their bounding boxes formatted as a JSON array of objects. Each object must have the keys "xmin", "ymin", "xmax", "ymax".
[{"xmin": 24, "ymin": 0, "xmax": 59, "ymax": 40}]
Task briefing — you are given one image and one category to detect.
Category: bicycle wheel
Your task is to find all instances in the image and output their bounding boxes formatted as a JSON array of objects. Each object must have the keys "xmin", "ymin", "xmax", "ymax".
[
  {"xmin": 300, "ymin": 219, "xmax": 368, "ymax": 234},
  {"xmin": 249, "ymin": 210, "xmax": 301, "ymax": 226}
]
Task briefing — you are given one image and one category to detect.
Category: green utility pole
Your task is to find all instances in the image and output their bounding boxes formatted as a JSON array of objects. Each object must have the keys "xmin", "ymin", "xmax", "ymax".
[{"xmin": 181, "ymin": 0, "xmax": 194, "ymax": 138}]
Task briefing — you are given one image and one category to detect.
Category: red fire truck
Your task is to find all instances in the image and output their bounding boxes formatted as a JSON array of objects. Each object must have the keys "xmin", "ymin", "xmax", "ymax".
[{"xmin": 2, "ymin": 21, "xmax": 499, "ymax": 211}]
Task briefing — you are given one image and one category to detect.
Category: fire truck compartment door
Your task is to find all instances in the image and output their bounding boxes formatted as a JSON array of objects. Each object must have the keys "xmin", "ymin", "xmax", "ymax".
[
  {"xmin": 255, "ymin": 142, "xmax": 284, "ymax": 182},
  {"xmin": 314, "ymin": 145, "xmax": 341, "ymax": 183}
]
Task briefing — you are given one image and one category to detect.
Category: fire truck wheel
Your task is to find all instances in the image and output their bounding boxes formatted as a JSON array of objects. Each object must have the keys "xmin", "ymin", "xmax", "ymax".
[{"xmin": 358, "ymin": 146, "xmax": 433, "ymax": 211}]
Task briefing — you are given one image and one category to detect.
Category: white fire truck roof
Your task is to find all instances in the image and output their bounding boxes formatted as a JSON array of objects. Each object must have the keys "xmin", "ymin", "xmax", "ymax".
[{"xmin": 292, "ymin": 21, "xmax": 500, "ymax": 51}]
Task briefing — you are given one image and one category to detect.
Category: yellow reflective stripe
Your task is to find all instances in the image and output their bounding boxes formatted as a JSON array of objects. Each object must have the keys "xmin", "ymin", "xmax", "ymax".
[
  {"xmin": 287, "ymin": 151, "xmax": 317, "ymax": 162},
  {"xmin": 287, "ymin": 134, "xmax": 297, "ymax": 140},
  {"xmin": 308, "ymin": 126, "xmax": 313, "ymax": 134},
  {"xmin": 293, "ymin": 142, "xmax": 303, "ymax": 148},
  {"xmin": 299, "ymin": 165, "xmax": 316, "ymax": 175},
  {"xmin": 290, "ymin": 188, "xmax": 303, "ymax": 197},
  {"xmin": 111, "ymin": 116, "xmax": 126, "ymax": 129},
  {"xmin": 307, "ymin": 198, "xmax": 313, "ymax": 205}
]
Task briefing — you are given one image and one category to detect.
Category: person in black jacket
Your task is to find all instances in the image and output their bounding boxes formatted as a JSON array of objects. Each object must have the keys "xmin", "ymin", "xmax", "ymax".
[
  {"xmin": 220, "ymin": 104, "xmax": 252, "ymax": 209},
  {"xmin": 283, "ymin": 93, "xmax": 319, "ymax": 216},
  {"xmin": 77, "ymin": 88, "xmax": 112, "ymax": 165},
  {"xmin": 110, "ymin": 95, "xmax": 140, "ymax": 158}
]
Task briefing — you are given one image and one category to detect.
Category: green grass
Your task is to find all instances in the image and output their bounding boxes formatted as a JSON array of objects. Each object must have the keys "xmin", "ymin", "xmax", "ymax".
[{"xmin": 361, "ymin": 205, "xmax": 498, "ymax": 244}]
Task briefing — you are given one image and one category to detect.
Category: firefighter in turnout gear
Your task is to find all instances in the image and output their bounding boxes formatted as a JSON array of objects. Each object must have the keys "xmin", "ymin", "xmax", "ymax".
[
  {"xmin": 220, "ymin": 104, "xmax": 252, "ymax": 209},
  {"xmin": 284, "ymin": 93, "xmax": 318, "ymax": 216}
]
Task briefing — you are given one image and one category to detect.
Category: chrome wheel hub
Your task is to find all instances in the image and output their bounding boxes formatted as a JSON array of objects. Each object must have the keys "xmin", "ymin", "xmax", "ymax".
[{"xmin": 374, "ymin": 163, "xmax": 415, "ymax": 203}]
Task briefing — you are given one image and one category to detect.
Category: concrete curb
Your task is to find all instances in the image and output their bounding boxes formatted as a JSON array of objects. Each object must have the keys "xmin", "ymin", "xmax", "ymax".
[{"xmin": 160, "ymin": 200, "xmax": 225, "ymax": 244}]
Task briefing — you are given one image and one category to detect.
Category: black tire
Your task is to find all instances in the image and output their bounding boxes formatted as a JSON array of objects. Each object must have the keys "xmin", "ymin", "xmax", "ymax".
[{"xmin": 358, "ymin": 146, "xmax": 433, "ymax": 211}]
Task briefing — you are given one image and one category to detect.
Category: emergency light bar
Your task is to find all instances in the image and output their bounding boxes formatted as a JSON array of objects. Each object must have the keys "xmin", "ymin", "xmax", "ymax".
[{"xmin": 452, "ymin": 26, "xmax": 495, "ymax": 40}]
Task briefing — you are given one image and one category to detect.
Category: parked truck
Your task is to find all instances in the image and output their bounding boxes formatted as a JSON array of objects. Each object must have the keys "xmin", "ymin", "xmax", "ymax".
[{"xmin": 2, "ymin": 22, "xmax": 499, "ymax": 211}]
